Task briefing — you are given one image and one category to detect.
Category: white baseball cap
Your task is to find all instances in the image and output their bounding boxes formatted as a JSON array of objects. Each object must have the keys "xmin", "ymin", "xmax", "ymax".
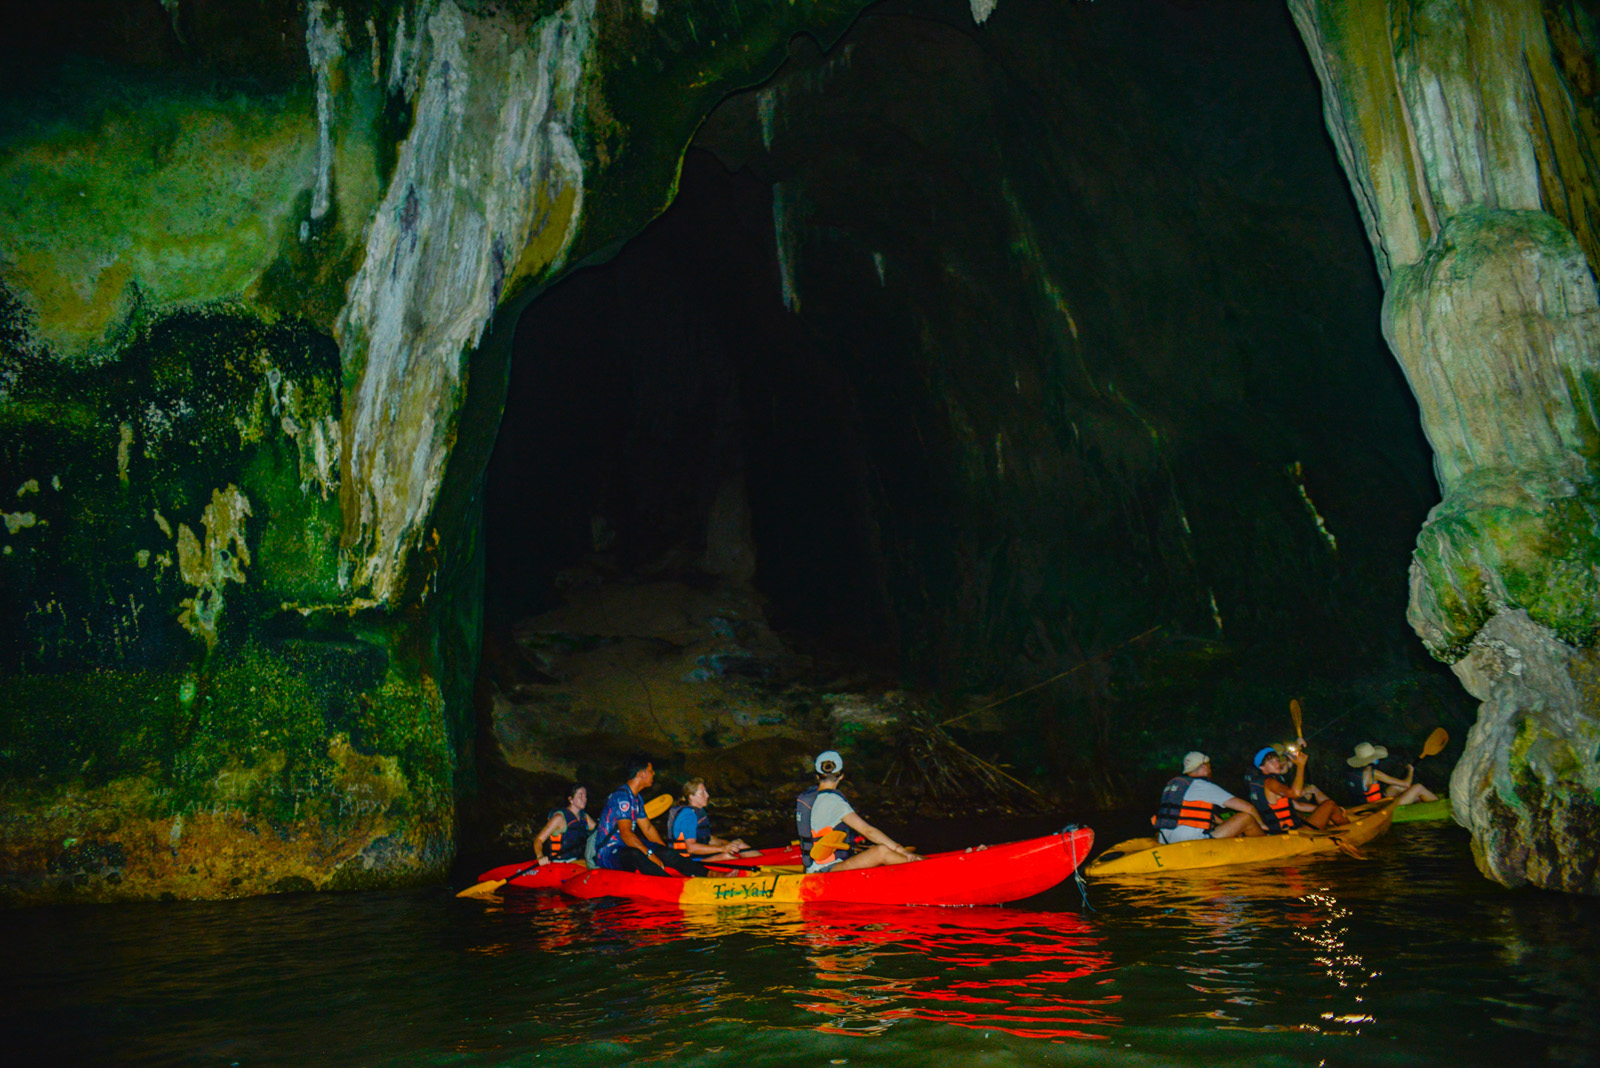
[
  {"xmin": 815, "ymin": 750, "xmax": 844, "ymax": 775},
  {"xmin": 1182, "ymin": 751, "xmax": 1210, "ymax": 774}
]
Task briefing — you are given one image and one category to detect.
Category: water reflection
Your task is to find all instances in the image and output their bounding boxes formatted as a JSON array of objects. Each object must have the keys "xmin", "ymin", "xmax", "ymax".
[{"xmin": 522, "ymin": 897, "xmax": 1122, "ymax": 1042}]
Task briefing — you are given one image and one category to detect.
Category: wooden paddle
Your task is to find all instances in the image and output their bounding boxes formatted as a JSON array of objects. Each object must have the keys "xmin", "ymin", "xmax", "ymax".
[
  {"xmin": 457, "ymin": 793, "xmax": 677, "ymax": 898},
  {"xmin": 1419, "ymin": 727, "xmax": 1448, "ymax": 760},
  {"xmin": 1290, "ymin": 697, "xmax": 1304, "ymax": 741}
]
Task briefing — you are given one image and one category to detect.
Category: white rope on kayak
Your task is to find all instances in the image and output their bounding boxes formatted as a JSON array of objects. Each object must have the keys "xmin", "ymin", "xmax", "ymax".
[{"xmin": 1060, "ymin": 825, "xmax": 1094, "ymax": 912}]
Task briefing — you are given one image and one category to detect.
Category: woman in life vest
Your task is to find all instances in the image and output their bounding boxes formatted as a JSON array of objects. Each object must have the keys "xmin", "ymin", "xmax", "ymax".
[
  {"xmin": 797, "ymin": 751, "xmax": 919, "ymax": 873},
  {"xmin": 1346, "ymin": 742, "xmax": 1437, "ymax": 805},
  {"xmin": 667, "ymin": 778, "xmax": 756, "ymax": 861},
  {"xmin": 1246, "ymin": 745, "xmax": 1347, "ymax": 832},
  {"xmin": 533, "ymin": 783, "xmax": 597, "ymax": 865},
  {"xmin": 1154, "ymin": 751, "xmax": 1268, "ymax": 844}
]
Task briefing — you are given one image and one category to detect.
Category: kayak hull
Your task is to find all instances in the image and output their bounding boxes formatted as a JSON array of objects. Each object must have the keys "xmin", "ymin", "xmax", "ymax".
[
  {"xmin": 560, "ymin": 828, "xmax": 1095, "ymax": 907},
  {"xmin": 1085, "ymin": 801, "xmax": 1394, "ymax": 876},
  {"xmin": 1390, "ymin": 797, "xmax": 1452, "ymax": 824},
  {"xmin": 476, "ymin": 845, "xmax": 803, "ymax": 891}
]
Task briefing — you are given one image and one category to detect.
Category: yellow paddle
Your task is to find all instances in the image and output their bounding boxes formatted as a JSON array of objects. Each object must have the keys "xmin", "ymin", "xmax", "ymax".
[
  {"xmin": 1419, "ymin": 728, "xmax": 1448, "ymax": 760},
  {"xmin": 457, "ymin": 793, "xmax": 676, "ymax": 898},
  {"xmin": 1289, "ymin": 697, "xmax": 1304, "ymax": 741}
]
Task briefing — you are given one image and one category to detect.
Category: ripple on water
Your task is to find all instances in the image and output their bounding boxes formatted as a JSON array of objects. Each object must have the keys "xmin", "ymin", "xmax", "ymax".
[{"xmin": 2, "ymin": 822, "xmax": 1597, "ymax": 1067}]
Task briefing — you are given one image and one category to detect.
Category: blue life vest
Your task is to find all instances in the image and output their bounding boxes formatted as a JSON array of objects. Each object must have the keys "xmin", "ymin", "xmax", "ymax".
[
  {"xmin": 796, "ymin": 786, "xmax": 861, "ymax": 871},
  {"xmin": 667, "ymin": 805, "xmax": 709, "ymax": 855},
  {"xmin": 1244, "ymin": 770, "xmax": 1295, "ymax": 833},
  {"xmin": 594, "ymin": 786, "xmax": 643, "ymax": 869},
  {"xmin": 1153, "ymin": 775, "xmax": 1217, "ymax": 832},
  {"xmin": 547, "ymin": 806, "xmax": 590, "ymax": 860}
]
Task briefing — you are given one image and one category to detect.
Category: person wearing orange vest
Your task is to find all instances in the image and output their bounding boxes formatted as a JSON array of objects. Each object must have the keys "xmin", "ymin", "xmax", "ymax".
[
  {"xmin": 1346, "ymin": 742, "xmax": 1438, "ymax": 805},
  {"xmin": 798, "ymin": 751, "xmax": 919, "ymax": 873},
  {"xmin": 666, "ymin": 778, "xmax": 755, "ymax": 861},
  {"xmin": 1247, "ymin": 746, "xmax": 1347, "ymax": 832},
  {"xmin": 1154, "ymin": 751, "xmax": 1268, "ymax": 844},
  {"xmin": 532, "ymin": 783, "xmax": 596, "ymax": 865}
]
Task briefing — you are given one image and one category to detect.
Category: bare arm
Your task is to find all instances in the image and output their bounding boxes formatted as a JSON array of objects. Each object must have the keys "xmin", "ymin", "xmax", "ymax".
[
  {"xmin": 617, "ymin": 817, "xmax": 669, "ymax": 870},
  {"xmin": 842, "ymin": 811, "xmax": 914, "ymax": 858},
  {"xmin": 1290, "ymin": 742, "xmax": 1308, "ymax": 796},
  {"xmin": 1223, "ymin": 796, "xmax": 1269, "ymax": 828},
  {"xmin": 532, "ymin": 812, "xmax": 566, "ymax": 865},
  {"xmin": 1374, "ymin": 765, "xmax": 1413, "ymax": 787}
]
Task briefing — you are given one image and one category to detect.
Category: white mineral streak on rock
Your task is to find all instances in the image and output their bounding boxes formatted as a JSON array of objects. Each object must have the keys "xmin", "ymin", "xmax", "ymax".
[
  {"xmin": 339, "ymin": 0, "xmax": 594, "ymax": 602},
  {"xmin": 1385, "ymin": 209, "xmax": 1600, "ymax": 494},
  {"xmin": 757, "ymin": 86, "xmax": 778, "ymax": 151},
  {"xmin": 773, "ymin": 182, "xmax": 799, "ymax": 312},
  {"xmin": 970, "ymin": 0, "xmax": 999, "ymax": 25},
  {"xmin": 306, "ymin": 2, "xmax": 348, "ymax": 223}
]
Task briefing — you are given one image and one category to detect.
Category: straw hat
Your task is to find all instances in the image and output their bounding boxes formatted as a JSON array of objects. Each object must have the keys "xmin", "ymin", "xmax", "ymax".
[{"xmin": 1346, "ymin": 741, "xmax": 1388, "ymax": 768}]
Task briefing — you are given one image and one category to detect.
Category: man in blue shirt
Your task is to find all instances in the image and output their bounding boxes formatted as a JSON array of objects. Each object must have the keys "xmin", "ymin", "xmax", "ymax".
[{"xmin": 593, "ymin": 755, "xmax": 708, "ymax": 877}]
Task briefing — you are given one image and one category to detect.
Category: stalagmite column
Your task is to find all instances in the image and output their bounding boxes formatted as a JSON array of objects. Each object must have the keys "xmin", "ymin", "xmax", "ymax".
[{"xmin": 1290, "ymin": 0, "xmax": 1600, "ymax": 892}]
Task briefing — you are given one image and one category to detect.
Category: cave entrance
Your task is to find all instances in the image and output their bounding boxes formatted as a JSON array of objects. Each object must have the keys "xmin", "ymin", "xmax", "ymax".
[{"xmin": 474, "ymin": 1, "xmax": 1460, "ymax": 826}]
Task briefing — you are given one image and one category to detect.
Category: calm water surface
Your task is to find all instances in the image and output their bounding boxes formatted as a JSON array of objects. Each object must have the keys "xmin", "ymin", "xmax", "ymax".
[{"xmin": 6, "ymin": 818, "xmax": 1598, "ymax": 1067}]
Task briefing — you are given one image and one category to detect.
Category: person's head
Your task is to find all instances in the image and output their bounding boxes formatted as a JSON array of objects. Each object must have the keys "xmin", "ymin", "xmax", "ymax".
[
  {"xmin": 567, "ymin": 783, "xmax": 589, "ymax": 810},
  {"xmin": 1254, "ymin": 747, "xmax": 1287, "ymax": 776},
  {"xmin": 1182, "ymin": 751, "xmax": 1211, "ymax": 777},
  {"xmin": 623, "ymin": 754, "xmax": 655, "ymax": 789},
  {"xmin": 682, "ymin": 777, "xmax": 709, "ymax": 808},
  {"xmin": 814, "ymin": 750, "xmax": 845, "ymax": 783}
]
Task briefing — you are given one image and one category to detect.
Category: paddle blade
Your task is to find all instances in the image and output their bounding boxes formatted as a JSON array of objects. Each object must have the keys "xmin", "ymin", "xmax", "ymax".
[
  {"xmin": 456, "ymin": 878, "xmax": 508, "ymax": 899},
  {"xmin": 644, "ymin": 793, "xmax": 672, "ymax": 819},
  {"xmin": 1420, "ymin": 727, "xmax": 1449, "ymax": 759},
  {"xmin": 1333, "ymin": 838, "xmax": 1367, "ymax": 861},
  {"xmin": 1290, "ymin": 697, "xmax": 1304, "ymax": 738}
]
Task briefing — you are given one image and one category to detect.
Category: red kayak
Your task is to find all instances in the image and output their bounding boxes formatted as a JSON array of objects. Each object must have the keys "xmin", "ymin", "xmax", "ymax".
[
  {"xmin": 475, "ymin": 844, "xmax": 804, "ymax": 891},
  {"xmin": 560, "ymin": 828, "xmax": 1094, "ymax": 907}
]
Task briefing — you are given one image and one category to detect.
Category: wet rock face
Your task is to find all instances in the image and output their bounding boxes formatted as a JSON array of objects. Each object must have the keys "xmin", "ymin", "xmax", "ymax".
[
  {"xmin": 1293, "ymin": 0, "xmax": 1600, "ymax": 892},
  {"xmin": 0, "ymin": 0, "xmax": 866, "ymax": 902}
]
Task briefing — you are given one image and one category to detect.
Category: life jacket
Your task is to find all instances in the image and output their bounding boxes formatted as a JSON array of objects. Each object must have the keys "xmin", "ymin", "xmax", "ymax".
[
  {"xmin": 547, "ymin": 806, "xmax": 589, "ymax": 860},
  {"xmin": 1153, "ymin": 775, "xmax": 1218, "ymax": 832},
  {"xmin": 796, "ymin": 786, "xmax": 861, "ymax": 870},
  {"xmin": 667, "ymin": 804, "xmax": 708, "ymax": 855},
  {"xmin": 1244, "ymin": 770, "xmax": 1295, "ymax": 833},
  {"xmin": 1346, "ymin": 767, "xmax": 1383, "ymax": 804}
]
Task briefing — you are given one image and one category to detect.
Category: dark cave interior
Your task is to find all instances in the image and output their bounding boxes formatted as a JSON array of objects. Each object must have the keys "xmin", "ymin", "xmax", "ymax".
[{"xmin": 478, "ymin": 0, "xmax": 1474, "ymax": 806}]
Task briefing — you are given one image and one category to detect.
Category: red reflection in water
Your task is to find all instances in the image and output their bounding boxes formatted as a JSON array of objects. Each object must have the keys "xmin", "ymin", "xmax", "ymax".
[{"xmin": 783, "ymin": 904, "xmax": 1119, "ymax": 1042}]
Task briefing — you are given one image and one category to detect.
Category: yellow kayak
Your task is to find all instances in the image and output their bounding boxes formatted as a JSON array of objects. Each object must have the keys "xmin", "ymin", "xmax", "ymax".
[{"xmin": 1084, "ymin": 800, "xmax": 1395, "ymax": 876}]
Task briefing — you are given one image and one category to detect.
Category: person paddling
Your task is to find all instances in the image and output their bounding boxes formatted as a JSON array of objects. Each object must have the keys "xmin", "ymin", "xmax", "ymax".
[
  {"xmin": 593, "ymin": 756, "xmax": 710, "ymax": 877},
  {"xmin": 797, "ymin": 751, "xmax": 918, "ymax": 872},
  {"xmin": 667, "ymin": 778, "xmax": 756, "ymax": 861},
  {"xmin": 1346, "ymin": 742, "xmax": 1437, "ymax": 806},
  {"xmin": 1245, "ymin": 745, "xmax": 1347, "ymax": 832},
  {"xmin": 1154, "ymin": 751, "xmax": 1267, "ymax": 843},
  {"xmin": 532, "ymin": 783, "xmax": 596, "ymax": 865}
]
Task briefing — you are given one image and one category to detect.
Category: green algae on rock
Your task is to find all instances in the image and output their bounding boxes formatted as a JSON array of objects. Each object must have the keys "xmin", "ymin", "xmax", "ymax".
[{"xmin": 1295, "ymin": 0, "xmax": 1600, "ymax": 893}]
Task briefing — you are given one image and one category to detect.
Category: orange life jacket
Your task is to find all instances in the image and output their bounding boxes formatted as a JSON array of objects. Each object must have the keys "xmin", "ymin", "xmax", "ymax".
[{"xmin": 1154, "ymin": 775, "xmax": 1218, "ymax": 831}]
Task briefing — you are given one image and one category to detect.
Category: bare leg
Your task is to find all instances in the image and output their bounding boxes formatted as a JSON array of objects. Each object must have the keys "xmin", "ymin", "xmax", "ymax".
[
  {"xmin": 831, "ymin": 844, "xmax": 917, "ymax": 872},
  {"xmin": 1212, "ymin": 812, "xmax": 1266, "ymax": 838},
  {"xmin": 1301, "ymin": 799, "xmax": 1347, "ymax": 829},
  {"xmin": 1395, "ymin": 783, "xmax": 1438, "ymax": 804}
]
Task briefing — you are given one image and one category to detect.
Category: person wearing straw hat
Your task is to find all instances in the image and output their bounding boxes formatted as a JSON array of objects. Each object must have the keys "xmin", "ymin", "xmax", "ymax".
[
  {"xmin": 1345, "ymin": 742, "xmax": 1437, "ymax": 806},
  {"xmin": 796, "ymin": 751, "xmax": 918, "ymax": 873}
]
